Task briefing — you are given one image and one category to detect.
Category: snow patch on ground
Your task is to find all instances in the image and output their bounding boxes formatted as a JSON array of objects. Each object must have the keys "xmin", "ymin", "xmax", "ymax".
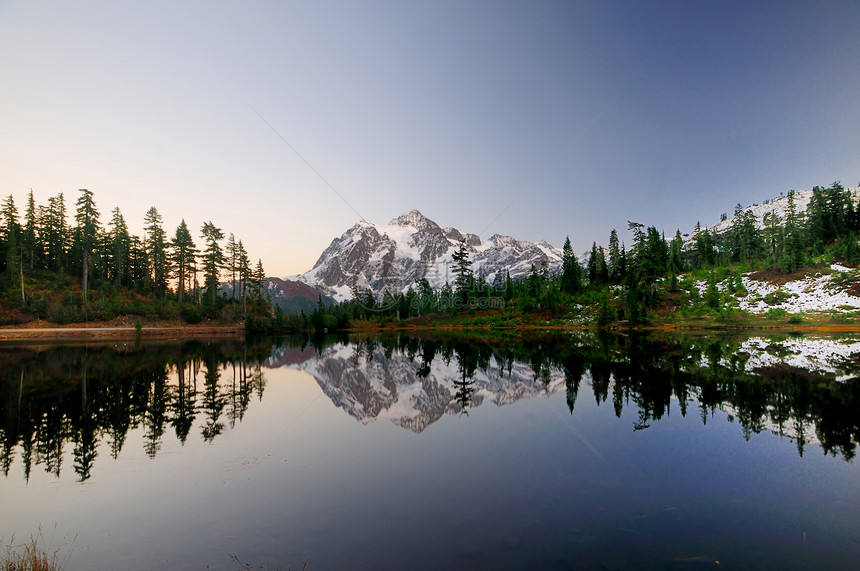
[
  {"xmin": 739, "ymin": 267, "xmax": 860, "ymax": 313},
  {"xmin": 691, "ymin": 264, "xmax": 860, "ymax": 314}
]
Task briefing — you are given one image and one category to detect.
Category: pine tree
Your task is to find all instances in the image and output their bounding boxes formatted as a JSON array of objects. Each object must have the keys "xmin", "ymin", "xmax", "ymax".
[
  {"xmin": 40, "ymin": 193, "xmax": 68, "ymax": 271},
  {"xmin": 237, "ymin": 239, "xmax": 250, "ymax": 316},
  {"xmin": 560, "ymin": 235, "xmax": 582, "ymax": 294},
  {"xmin": 171, "ymin": 220, "xmax": 196, "ymax": 303},
  {"xmin": 226, "ymin": 233, "xmax": 238, "ymax": 299},
  {"xmin": 783, "ymin": 190, "xmax": 805, "ymax": 272},
  {"xmin": 200, "ymin": 221, "xmax": 225, "ymax": 306},
  {"xmin": 669, "ymin": 230, "xmax": 685, "ymax": 273},
  {"xmin": 74, "ymin": 189, "xmax": 100, "ymax": 305},
  {"xmin": 22, "ymin": 190, "xmax": 39, "ymax": 269},
  {"xmin": 451, "ymin": 240, "xmax": 473, "ymax": 305},
  {"xmin": 762, "ymin": 210, "xmax": 782, "ymax": 270},
  {"xmin": 144, "ymin": 207, "xmax": 169, "ymax": 295},
  {"xmin": 587, "ymin": 242, "xmax": 600, "ymax": 284},
  {"xmin": 108, "ymin": 207, "xmax": 130, "ymax": 286},
  {"xmin": 128, "ymin": 235, "xmax": 148, "ymax": 288},
  {"xmin": 608, "ymin": 229, "xmax": 621, "ymax": 282},
  {"xmin": 252, "ymin": 259, "xmax": 266, "ymax": 302}
]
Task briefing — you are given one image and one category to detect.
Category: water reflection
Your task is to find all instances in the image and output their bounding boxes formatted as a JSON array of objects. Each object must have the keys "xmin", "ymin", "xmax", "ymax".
[
  {"xmin": 285, "ymin": 331, "xmax": 860, "ymax": 460},
  {"xmin": 0, "ymin": 339, "xmax": 271, "ymax": 482},
  {"xmin": 2, "ymin": 331, "xmax": 859, "ymax": 485}
]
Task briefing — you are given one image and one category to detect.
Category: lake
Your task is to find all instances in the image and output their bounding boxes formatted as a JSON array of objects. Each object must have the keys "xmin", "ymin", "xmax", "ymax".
[{"xmin": 1, "ymin": 331, "xmax": 859, "ymax": 570}]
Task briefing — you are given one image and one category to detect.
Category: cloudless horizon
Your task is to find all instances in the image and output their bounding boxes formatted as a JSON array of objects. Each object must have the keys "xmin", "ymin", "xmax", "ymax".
[{"xmin": 2, "ymin": 0, "xmax": 859, "ymax": 277}]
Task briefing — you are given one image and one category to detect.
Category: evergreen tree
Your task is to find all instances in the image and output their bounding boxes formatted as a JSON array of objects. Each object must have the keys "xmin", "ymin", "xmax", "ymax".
[
  {"xmin": 762, "ymin": 210, "xmax": 782, "ymax": 270},
  {"xmin": 783, "ymin": 190, "xmax": 805, "ymax": 272},
  {"xmin": 0, "ymin": 195, "xmax": 20, "ymax": 242},
  {"xmin": 144, "ymin": 207, "xmax": 169, "ymax": 295},
  {"xmin": 504, "ymin": 270, "xmax": 514, "ymax": 302},
  {"xmin": 560, "ymin": 235, "xmax": 582, "ymax": 294},
  {"xmin": 74, "ymin": 189, "xmax": 100, "ymax": 305},
  {"xmin": 728, "ymin": 206, "xmax": 762, "ymax": 263},
  {"xmin": 171, "ymin": 220, "xmax": 196, "ymax": 303},
  {"xmin": 608, "ymin": 229, "xmax": 621, "ymax": 282},
  {"xmin": 669, "ymin": 230, "xmax": 685, "ymax": 273},
  {"xmin": 252, "ymin": 259, "xmax": 266, "ymax": 301},
  {"xmin": 40, "ymin": 193, "xmax": 67, "ymax": 271},
  {"xmin": 237, "ymin": 239, "xmax": 250, "ymax": 316},
  {"xmin": 451, "ymin": 240, "xmax": 473, "ymax": 305},
  {"xmin": 22, "ymin": 190, "xmax": 39, "ymax": 269},
  {"xmin": 200, "ymin": 221, "xmax": 225, "ymax": 306},
  {"xmin": 108, "ymin": 207, "xmax": 130, "ymax": 286},
  {"xmin": 587, "ymin": 242, "xmax": 600, "ymax": 284},
  {"xmin": 0, "ymin": 195, "xmax": 19, "ymax": 278},
  {"xmin": 128, "ymin": 235, "xmax": 149, "ymax": 288},
  {"xmin": 226, "ymin": 233, "xmax": 238, "ymax": 299}
]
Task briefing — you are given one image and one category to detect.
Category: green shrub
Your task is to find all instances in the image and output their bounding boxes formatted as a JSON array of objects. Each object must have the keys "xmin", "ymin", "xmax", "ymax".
[
  {"xmin": 764, "ymin": 288, "xmax": 795, "ymax": 306},
  {"xmin": 765, "ymin": 307, "xmax": 788, "ymax": 319},
  {"xmin": 182, "ymin": 306, "xmax": 203, "ymax": 324}
]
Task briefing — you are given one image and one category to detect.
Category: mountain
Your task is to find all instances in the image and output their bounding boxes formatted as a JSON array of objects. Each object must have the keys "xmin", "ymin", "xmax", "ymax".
[
  {"xmin": 261, "ymin": 277, "xmax": 334, "ymax": 314},
  {"xmin": 294, "ymin": 209, "xmax": 563, "ymax": 300}
]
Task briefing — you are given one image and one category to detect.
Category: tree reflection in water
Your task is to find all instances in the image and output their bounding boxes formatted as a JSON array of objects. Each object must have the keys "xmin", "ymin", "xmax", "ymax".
[
  {"xmin": 1, "ymin": 331, "xmax": 859, "ymax": 483},
  {"xmin": 0, "ymin": 339, "xmax": 270, "ymax": 482}
]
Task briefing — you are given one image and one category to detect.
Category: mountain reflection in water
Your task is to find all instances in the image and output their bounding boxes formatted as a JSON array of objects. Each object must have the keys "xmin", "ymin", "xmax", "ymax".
[
  {"xmin": 2, "ymin": 331, "xmax": 860, "ymax": 484},
  {"xmin": 281, "ymin": 331, "xmax": 860, "ymax": 459}
]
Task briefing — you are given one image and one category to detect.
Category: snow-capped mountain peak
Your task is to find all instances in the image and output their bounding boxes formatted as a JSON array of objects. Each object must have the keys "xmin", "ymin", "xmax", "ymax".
[{"xmin": 295, "ymin": 211, "xmax": 563, "ymax": 300}]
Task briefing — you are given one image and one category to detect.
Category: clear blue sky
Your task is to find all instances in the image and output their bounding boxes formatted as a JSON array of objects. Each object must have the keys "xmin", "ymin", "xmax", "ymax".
[{"xmin": 2, "ymin": 0, "xmax": 858, "ymax": 276}]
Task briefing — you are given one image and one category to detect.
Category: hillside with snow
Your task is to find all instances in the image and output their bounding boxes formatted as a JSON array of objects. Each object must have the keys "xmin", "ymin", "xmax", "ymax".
[{"xmin": 693, "ymin": 186, "xmax": 860, "ymax": 236}]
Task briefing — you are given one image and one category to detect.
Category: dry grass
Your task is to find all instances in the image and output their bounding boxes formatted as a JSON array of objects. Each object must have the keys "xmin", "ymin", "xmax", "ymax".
[{"xmin": 2, "ymin": 527, "xmax": 74, "ymax": 571}]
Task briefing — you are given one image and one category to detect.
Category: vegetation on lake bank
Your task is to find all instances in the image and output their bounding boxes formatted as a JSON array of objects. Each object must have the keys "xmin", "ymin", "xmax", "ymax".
[{"xmin": 0, "ymin": 188, "xmax": 275, "ymax": 329}]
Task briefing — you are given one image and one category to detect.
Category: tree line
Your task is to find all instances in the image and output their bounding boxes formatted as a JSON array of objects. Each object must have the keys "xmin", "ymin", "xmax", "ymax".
[{"xmin": 0, "ymin": 188, "xmax": 271, "ymax": 323}]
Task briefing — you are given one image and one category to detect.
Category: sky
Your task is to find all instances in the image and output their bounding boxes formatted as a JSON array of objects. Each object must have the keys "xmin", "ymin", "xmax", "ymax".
[{"xmin": 1, "ymin": 0, "xmax": 859, "ymax": 277}]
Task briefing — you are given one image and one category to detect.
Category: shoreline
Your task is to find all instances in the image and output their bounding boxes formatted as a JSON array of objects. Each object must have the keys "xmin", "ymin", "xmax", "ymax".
[
  {"xmin": 4, "ymin": 319, "xmax": 860, "ymax": 341},
  {"xmin": 0, "ymin": 323, "xmax": 244, "ymax": 341}
]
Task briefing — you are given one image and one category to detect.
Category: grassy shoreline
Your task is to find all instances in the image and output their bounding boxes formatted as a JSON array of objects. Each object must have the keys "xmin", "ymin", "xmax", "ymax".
[
  {"xmin": 0, "ymin": 318, "xmax": 244, "ymax": 341},
  {"xmin": 4, "ymin": 310, "xmax": 860, "ymax": 341}
]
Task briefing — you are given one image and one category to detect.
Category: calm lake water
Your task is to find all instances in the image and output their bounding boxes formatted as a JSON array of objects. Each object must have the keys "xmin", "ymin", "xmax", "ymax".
[{"xmin": 1, "ymin": 331, "xmax": 859, "ymax": 570}]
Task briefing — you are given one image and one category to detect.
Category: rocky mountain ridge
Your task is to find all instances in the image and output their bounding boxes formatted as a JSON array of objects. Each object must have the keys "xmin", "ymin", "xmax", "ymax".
[{"xmin": 293, "ymin": 209, "xmax": 563, "ymax": 300}]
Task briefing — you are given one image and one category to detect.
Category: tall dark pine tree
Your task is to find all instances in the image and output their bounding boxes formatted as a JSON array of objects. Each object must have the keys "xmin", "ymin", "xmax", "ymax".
[
  {"xmin": 41, "ymin": 193, "xmax": 67, "ymax": 271},
  {"xmin": 783, "ymin": 190, "xmax": 805, "ymax": 273},
  {"xmin": 144, "ymin": 207, "xmax": 169, "ymax": 295},
  {"xmin": 171, "ymin": 220, "xmax": 196, "ymax": 303},
  {"xmin": 669, "ymin": 230, "xmax": 685, "ymax": 273},
  {"xmin": 237, "ymin": 239, "xmax": 250, "ymax": 316},
  {"xmin": 1, "ymin": 195, "xmax": 20, "ymax": 279},
  {"xmin": 451, "ymin": 240, "xmax": 473, "ymax": 304},
  {"xmin": 75, "ymin": 189, "xmax": 100, "ymax": 305},
  {"xmin": 587, "ymin": 242, "xmax": 608, "ymax": 284},
  {"xmin": 22, "ymin": 189, "xmax": 39, "ymax": 270},
  {"xmin": 200, "ymin": 221, "xmax": 225, "ymax": 306},
  {"xmin": 226, "ymin": 233, "xmax": 241, "ymax": 299},
  {"xmin": 108, "ymin": 207, "xmax": 130, "ymax": 286},
  {"xmin": 608, "ymin": 229, "xmax": 621, "ymax": 283},
  {"xmin": 560, "ymin": 235, "xmax": 581, "ymax": 294},
  {"xmin": 251, "ymin": 259, "xmax": 266, "ymax": 302}
]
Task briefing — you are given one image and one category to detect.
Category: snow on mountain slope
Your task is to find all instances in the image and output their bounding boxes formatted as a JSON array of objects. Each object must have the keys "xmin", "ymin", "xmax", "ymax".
[
  {"xmin": 293, "ymin": 210, "xmax": 563, "ymax": 300},
  {"xmin": 694, "ymin": 186, "xmax": 860, "ymax": 236}
]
